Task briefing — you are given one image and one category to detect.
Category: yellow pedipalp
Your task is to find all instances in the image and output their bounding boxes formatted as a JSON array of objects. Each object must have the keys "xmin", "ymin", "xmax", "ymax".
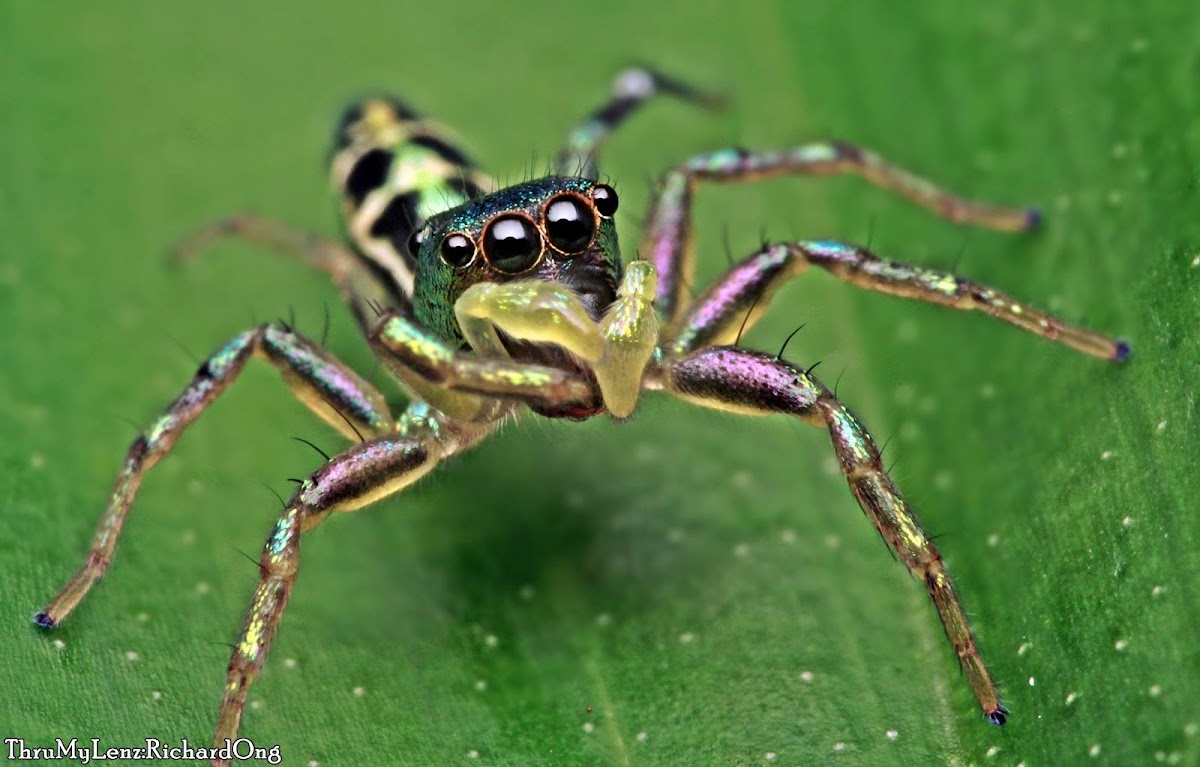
[
  {"xmin": 455, "ymin": 281, "xmax": 605, "ymax": 362},
  {"xmin": 595, "ymin": 261, "xmax": 659, "ymax": 418}
]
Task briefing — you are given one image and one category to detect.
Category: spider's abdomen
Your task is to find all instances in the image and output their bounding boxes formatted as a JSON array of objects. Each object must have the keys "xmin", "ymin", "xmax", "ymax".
[{"xmin": 330, "ymin": 98, "xmax": 493, "ymax": 302}]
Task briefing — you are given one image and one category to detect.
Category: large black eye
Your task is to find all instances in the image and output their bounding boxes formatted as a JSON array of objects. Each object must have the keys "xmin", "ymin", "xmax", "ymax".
[
  {"xmin": 544, "ymin": 195, "xmax": 595, "ymax": 254},
  {"xmin": 407, "ymin": 227, "xmax": 426, "ymax": 258},
  {"xmin": 439, "ymin": 233, "xmax": 476, "ymax": 268},
  {"xmin": 591, "ymin": 183, "xmax": 618, "ymax": 217},
  {"xmin": 483, "ymin": 215, "xmax": 542, "ymax": 273}
]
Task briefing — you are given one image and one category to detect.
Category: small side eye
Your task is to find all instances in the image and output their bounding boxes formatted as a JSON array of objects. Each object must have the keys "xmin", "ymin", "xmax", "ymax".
[
  {"xmin": 407, "ymin": 228, "xmax": 426, "ymax": 258},
  {"xmin": 591, "ymin": 183, "xmax": 618, "ymax": 217},
  {"xmin": 439, "ymin": 233, "xmax": 476, "ymax": 268},
  {"xmin": 483, "ymin": 215, "xmax": 543, "ymax": 274},
  {"xmin": 544, "ymin": 195, "xmax": 595, "ymax": 254}
]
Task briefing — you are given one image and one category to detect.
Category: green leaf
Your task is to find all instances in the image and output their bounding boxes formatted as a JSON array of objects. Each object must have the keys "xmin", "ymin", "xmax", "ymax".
[{"xmin": 2, "ymin": 3, "xmax": 1196, "ymax": 765}]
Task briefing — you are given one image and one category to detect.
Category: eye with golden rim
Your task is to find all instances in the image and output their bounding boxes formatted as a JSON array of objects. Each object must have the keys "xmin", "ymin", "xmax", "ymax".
[
  {"xmin": 482, "ymin": 215, "xmax": 543, "ymax": 274},
  {"xmin": 543, "ymin": 194, "xmax": 596, "ymax": 255},
  {"xmin": 590, "ymin": 183, "xmax": 618, "ymax": 217},
  {"xmin": 438, "ymin": 232, "xmax": 476, "ymax": 268}
]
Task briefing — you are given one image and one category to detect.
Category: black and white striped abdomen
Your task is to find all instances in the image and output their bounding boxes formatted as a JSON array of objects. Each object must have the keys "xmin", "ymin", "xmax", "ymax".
[{"xmin": 331, "ymin": 97, "xmax": 491, "ymax": 301}]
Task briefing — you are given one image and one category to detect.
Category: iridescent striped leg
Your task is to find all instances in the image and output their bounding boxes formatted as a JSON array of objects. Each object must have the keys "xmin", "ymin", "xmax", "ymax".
[
  {"xmin": 33, "ymin": 322, "xmax": 392, "ymax": 629},
  {"xmin": 370, "ymin": 312, "xmax": 598, "ymax": 422},
  {"xmin": 663, "ymin": 241, "xmax": 1128, "ymax": 361},
  {"xmin": 554, "ymin": 67, "xmax": 723, "ymax": 179},
  {"xmin": 653, "ymin": 346, "xmax": 1007, "ymax": 724},
  {"xmin": 644, "ymin": 143, "xmax": 1040, "ymax": 323},
  {"xmin": 212, "ymin": 408, "xmax": 488, "ymax": 767},
  {"xmin": 173, "ymin": 215, "xmax": 401, "ymax": 333}
]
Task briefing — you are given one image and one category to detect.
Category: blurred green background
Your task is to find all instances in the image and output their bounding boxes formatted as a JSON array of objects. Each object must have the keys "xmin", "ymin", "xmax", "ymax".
[{"xmin": 3, "ymin": 2, "xmax": 1198, "ymax": 765}]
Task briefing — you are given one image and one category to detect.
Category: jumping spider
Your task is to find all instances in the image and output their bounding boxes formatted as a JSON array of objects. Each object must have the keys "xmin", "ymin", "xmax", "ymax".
[{"xmin": 35, "ymin": 69, "xmax": 1128, "ymax": 763}]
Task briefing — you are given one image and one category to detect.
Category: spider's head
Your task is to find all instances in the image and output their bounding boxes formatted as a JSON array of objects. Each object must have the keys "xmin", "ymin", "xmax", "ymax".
[{"xmin": 408, "ymin": 176, "xmax": 622, "ymax": 345}]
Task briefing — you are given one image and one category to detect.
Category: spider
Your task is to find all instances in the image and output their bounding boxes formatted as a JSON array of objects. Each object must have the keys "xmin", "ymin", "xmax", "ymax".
[{"xmin": 34, "ymin": 68, "xmax": 1128, "ymax": 762}]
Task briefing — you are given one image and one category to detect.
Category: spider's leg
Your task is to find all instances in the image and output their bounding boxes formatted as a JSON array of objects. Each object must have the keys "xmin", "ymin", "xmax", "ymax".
[
  {"xmin": 452, "ymin": 262, "xmax": 658, "ymax": 417},
  {"xmin": 173, "ymin": 215, "xmax": 401, "ymax": 333},
  {"xmin": 660, "ymin": 240, "xmax": 1127, "ymax": 361},
  {"xmin": 211, "ymin": 407, "xmax": 491, "ymax": 767},
  {"xmin": 651, "ymin": 346, "xmax": 1007, "ymax": 724},
  {"xmin": 370, "ymin": 311, "xmax": 598, "ymax": 422},
  {"xmin": 34, "ymin": 323, "xmax": 393, "ymax": 629},
  {"xmin": 644, "ymin": 143, "xmax": 1040, "ymax": 324},
  {"xmin": 554, "ymin": 67, "xmax": 723, "ymax": 179}
]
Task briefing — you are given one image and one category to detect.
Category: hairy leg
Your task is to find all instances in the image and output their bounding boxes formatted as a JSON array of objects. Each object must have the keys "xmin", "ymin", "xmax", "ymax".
[
  {"xmin": 211, "ymin": 407, "xmax": 490, "ymax": 766},
  {"xmin": 554, "ymin": 67, "xmax": 723, "ymax": 179},
  {"xmin": 662, "ymin": 241, "xmax": 1128, "ymax": 361},
  {"xmin": 652, "ymin": 346, "xmax": 1007, "ymax": 723},
  {"xmin": 644, "ymin": 142, "xmax": 1040, "ymax": 323},
  {"xmin": 34, "ymin": 322, "xmax": 392, "ymax": 628}
]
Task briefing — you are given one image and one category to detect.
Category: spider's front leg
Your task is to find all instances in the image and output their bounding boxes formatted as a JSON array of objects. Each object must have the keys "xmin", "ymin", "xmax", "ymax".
[
  {"xmin": 644, "ymin": 143, "xmax": 1043, "ymax": 324},
  {"xmin": 35, "ymin": 322, "xmax": 393, "ymax": 628},
  {"xmin": 210, "ymin": 313, "xmax": 611, "ymax": 762},
  {"xmin": 661, "ymin": 240, "xmax": 1128, "ymax": 361},
  {"xmin": 650, "ymin": 346, "xmax": 1008, "ymax": 724},
  {"xmin": 210, "ymin": 408, "xmax": 488, "ymax": 766}
]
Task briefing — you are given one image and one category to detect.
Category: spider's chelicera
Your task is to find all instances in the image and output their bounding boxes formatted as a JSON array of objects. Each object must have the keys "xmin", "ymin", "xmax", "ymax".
[{"xmin": 35, "ymin": 68, "xmax": 1129, "ymax": 763}]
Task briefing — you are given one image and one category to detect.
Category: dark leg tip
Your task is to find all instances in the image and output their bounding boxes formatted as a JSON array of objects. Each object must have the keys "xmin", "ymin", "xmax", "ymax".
[
  {"xmin": 1023, "ymin": 208, "xmax": 1043, "ymax": 231},
  {"xmin": 1113, "ymin": 340, "xmax": 1132, "ymax": 363},
  {"xmin": 986, "ymin": 707, "xmax": 1008, "ymax": 726},
  {"xmin": 32, "ymin": 611, "xmax": 56, "ymax": 629}
]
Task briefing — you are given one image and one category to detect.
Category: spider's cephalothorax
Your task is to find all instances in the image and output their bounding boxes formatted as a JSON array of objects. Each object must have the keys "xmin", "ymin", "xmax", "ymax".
[
  {"xmin": 409, "ymin": 176, "xmax": 624, "ymax": 344},
  {"xmin": 407, "ymin": 176, "xmax": 626, "ymax": 420},
  {"xmin": 36, "ymin": 68, "xmax": 1129, "ymax": 765}
]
